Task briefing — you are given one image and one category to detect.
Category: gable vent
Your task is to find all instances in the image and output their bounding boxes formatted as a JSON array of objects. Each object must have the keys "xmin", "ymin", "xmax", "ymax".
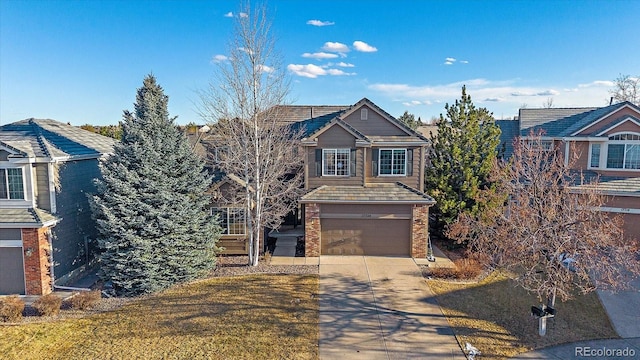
[{"xmin": 360, "ymin": 108, "xmax": 368, "ymax": 120}]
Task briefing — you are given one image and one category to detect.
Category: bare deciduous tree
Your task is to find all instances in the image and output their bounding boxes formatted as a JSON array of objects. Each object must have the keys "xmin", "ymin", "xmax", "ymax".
[
  {"xmin": 449, "ymin": 134, "xmax": 640, "ymax": 307},
  {"xmin": 197, "ymin": 2, "xmax": 303, "ymax": 266},
  {"xmin": 609, "ymin": 74, "xmax": 639, "ymax": 106}
]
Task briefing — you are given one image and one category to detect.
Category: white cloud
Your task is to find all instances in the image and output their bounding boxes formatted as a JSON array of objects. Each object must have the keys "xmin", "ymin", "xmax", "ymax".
[
  {"xmin": 369, "ymin": 78, "xmax": 614, "ymax": 119},
  {"xmin": 212, "ymin": 54, "xmax": 228, "ymax": 63},
  {"xmin": 322, "ymin": 42, "xmax": 350, "ymax": 54},
  {"xmin": 288, "ymin": 64, "xmax": 355, "ymax": 78},
  {"xmin": 445, "ymin": 57, "xmax": 456, "ymax": 62},
  {"xmin": 536, "ymin": 90, "xmax": 560, "ymax": 96},
  {"xmin": 224, "ymin": 12, "xmax": 234, "ymax": 17},
  {"xmin": 444, "ymin": 61, "xmax": 454, "ymax": 65},
  {"xmin": 256, "ymin": 64, "xmax": 274, "ymax": 73},
  {"xmin": 353, "ymin": 41, "xmax": 377, "ymax": 52},
  {"xmin": 238, "ymin": 47, "xmax": 254, "ymax": 55},
  {"xmin": 239, "ymin": 12, "xmax": 248, "ymax": 18},
  {"xmin": 302, "ymin": 52, "xmax": 339, "ymax": 60},
  {"xmin": 307, "ymin": 19, "xmax": 334, "ymax": 26},
  {"xmin": 579, "ymin": 80, "xmax": 615, "ymax": 88},
  {"xmin": 460, "ymin": 60, "xmax": 469, "ymax": 64},
  {"xmin": 336, "ymin": 62, "xmax": 355, "ymax": 67}
]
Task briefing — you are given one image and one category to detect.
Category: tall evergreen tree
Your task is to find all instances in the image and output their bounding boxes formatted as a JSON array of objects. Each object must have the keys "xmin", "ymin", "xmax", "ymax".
[
  {"xmin": 397, "ymin": 110, "xmax": 421, "ymax": 130},
  {"xmin": 425, "ymin": 86, "xmax": 501, "ymax": 241},
  {"xmin": 91, "ymin": 75, "xmax": 220, "ymax": 296}
]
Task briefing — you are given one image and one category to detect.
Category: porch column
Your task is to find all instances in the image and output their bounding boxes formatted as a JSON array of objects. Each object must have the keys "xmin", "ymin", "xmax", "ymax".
[
  {"xmin": 411, "ymin": 204, "xmax": 430, "ymax": 258},
  {"xmin": 22, "ymin": 227, "xmax": 52, "ymax": 295}
]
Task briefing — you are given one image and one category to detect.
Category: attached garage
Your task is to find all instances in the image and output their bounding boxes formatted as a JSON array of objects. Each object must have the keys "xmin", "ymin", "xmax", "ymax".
[
  {"xmin": 301, "ymin": 183, "xmax": 435, "ymax": 258},
  {"xmin": 321, "ymin": 218, "xmax": 410, "ymax": 255},
  {"xmin": 0, "ymin": 228, "xmax": 26, "ymax": 295}
]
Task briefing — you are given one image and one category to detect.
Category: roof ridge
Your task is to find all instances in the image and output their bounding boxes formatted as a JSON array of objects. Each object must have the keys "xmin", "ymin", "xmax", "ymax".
[
  {"xmin": 29, "ymin": 118, "xmax": 53, "ymax": 158},
  {"xmin": 394, "ymin": 181, "xmax": 430, "ymax": 199}
]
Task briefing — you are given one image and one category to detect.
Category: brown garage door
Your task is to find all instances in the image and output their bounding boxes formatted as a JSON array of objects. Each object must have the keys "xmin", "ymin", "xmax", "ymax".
[
  {"xmin": 0, "ymin": 247, "xmax": 26, "ymax": 295},
  {"xmin": 321, "ymin": 219, "xmax": 410, "ymax": 256}
]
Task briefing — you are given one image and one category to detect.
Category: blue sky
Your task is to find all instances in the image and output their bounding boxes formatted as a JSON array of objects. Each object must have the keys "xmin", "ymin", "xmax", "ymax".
[{"xmin": 1, "ymin": 0, "xmax": 639, "ymax": 126}]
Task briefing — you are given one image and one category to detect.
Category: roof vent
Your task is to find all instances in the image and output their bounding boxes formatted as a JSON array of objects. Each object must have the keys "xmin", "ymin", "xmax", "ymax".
[{"xmin": 360, "ymin": 108, "xmax": 368, "ymax": 120}]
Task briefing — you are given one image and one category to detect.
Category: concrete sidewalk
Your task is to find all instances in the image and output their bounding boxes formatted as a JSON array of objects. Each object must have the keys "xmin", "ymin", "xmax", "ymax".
[{"xmin": 319, "ymin": 256, "xmax": 464, "ymax": 359}]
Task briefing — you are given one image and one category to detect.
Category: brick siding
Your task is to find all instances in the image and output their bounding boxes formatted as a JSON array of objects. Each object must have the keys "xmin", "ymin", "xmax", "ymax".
[
  {"xmin": 304, "ymin": 203, "xmax": 321, "ymax": 257},
  {"xmin": 21, "ymin": 227, "xmax": 52, "ymax": 295},
  {"xmin": 411, "ymin": 205, "xmax": 430, "ymax": 258}
]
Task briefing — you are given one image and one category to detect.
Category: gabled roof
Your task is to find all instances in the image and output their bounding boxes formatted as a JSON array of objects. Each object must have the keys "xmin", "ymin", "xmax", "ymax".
[
  {"xmin": 301, "ymin": 117, "xmax": 370, "ymax": 144},
  {"xmin": 300, "ymin": 182, "xmax": 435, "ymax": 204},
  {"xmin": 518, "ymin": 102, "xmax": 640, "ymax": 137},
  {"xmin": 593, "ymin": 115, "xmax": 640, "ymax": 136},
  {"xmin": 337, "ymin": 98, "xmax": 429, "ymax": 142},
  {"xmin": 570, "ymin": 173, "xmax": 640, "ymax": 197},
  {"xmin": 496, "ymin": 119, "xmax": 520, "ymax": 158},
  {"xmin": 272, "ymin": 105, "xmax": 349, "ymax": 124},
  {"xmin": 0, "ymin": 119, "xmax": 115, "ymax": 160}
]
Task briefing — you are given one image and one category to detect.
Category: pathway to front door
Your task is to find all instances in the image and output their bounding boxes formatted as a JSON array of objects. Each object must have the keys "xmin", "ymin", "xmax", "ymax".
[{"xmin": 319, "ymin": 256, "xmax": 465, "ymax": 359}]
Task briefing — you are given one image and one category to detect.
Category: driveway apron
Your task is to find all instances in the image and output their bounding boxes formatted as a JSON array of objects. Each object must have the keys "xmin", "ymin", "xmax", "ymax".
[{"xmin": 319, "ymin": 256, "xmax": 464, "ymax": 359}]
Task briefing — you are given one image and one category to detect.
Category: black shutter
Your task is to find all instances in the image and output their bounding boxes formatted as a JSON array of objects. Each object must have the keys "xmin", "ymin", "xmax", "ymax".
[
  {"xmin": 372, "ymin": 149, "xmax": 379, "ymax": 176},
  {"xmin": 350, "ymin": 149, "xmax": 357, "ymax": 176},
  {"xmin": 315, "ymin": 149, "xmax": 322, "ymax": 177},
  {"xmin": 407, "ymin": 149, "xmax": 413, "ymax": 176}
]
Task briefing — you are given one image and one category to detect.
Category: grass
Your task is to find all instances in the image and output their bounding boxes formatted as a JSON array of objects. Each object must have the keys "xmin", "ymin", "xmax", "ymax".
[
  {"xmin": 427, "ymin": 271, "xmax": 618, "ymax": 359},
  {"xmin": 0, "ymin": 274, "xmax": 318, "ymax": 360}
]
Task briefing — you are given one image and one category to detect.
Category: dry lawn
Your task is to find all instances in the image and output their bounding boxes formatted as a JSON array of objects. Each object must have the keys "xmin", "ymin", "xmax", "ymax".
[
  {"xmin": 0, "ymin": 274, "xmax": 318, "ymax": 360},
  {"xmin": 427, "ymin": 271, "xmax": 617, "ymax": 359}
]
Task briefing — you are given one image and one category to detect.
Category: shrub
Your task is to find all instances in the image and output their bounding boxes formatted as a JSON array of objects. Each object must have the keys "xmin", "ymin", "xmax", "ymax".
[
  {"xmin": 0, "ymin": 295, "xmax": 25, "ymax": 323},
  {"xmin": 453, "ymin": 258, "xmax": 483, "ymax": 279},
  {"xmin": 426, "ymin": 258, "xmax": 484, "ymax": 280},
  {"xmin": 70, "ymin": 290, "xmax": 101, "ymax": 310},
  {"xmin": 33, "ymin": 293, "xmax": 62, "ymax": 316}
]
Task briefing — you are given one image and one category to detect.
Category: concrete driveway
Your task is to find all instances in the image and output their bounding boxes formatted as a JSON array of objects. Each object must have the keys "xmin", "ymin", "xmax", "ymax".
[{"xmin": 319, "ymin": 256, "xmax": 465, "ymax": 359}]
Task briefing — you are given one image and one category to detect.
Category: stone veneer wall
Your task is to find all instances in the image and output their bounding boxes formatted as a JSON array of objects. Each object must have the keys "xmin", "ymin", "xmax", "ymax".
[
  {"xmin": 304, "ymin": 203, "xmax": 320, "ymax": 257},
  {"xmin": 22, "ymin": 227, "xmax": 52, "ymax": 295},
  {"xmin": 411, "ymin": 205, "xmax": 430, "ymax": 258}
]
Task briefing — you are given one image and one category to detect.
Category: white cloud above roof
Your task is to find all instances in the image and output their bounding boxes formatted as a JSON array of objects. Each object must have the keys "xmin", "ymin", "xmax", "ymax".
[
  {"xmin": 307, "ymin": 19, "xmax": 335, "ymax": 26},
  {"xmin": 322, "ymin": 42, "xmax": 350, "ymax": 54},
  {"xmin": 239, "ymin": 12, "xmax": 248, "ymax": 18},
  {"xmin": 302, "ymin": 52, "xmax": 339, "ymax": 59},
  {"xmin": 353, "ymin": 41, "xmax": 377, "ymax": 52},
  {"xmin": 287, "ymin": 64, "xmax": 356, "ymax": 78}
]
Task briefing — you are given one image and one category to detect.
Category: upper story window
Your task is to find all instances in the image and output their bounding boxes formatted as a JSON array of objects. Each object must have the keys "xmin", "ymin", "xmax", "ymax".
[
  {"xmin": 523, "ymin": 139, "xmax": 553, "ymax": 151},
  {"xmin": 589, "ymin": 143, "xmax": 601, "ymax": 168},
  {"xmin": 211, "ymin": 207, "xmax": 246, "ymax": 235},
  {"xmin": 360, "ymin": 108, "xmax": 368, "ymax": 120},
  {"xmin": 0, "ymin": 168, "xmax": 25, "ymax": 200},
  {"xmin": 605, "ymin": 133, "xmax": 640, "ymax": 170},
  {"xmin": 323, "ymin": 149, "xmax": 350, "ymax": 176},
  {"xmin": 379, "ymin": 149, "xmax": 406, "ymax": 176}
]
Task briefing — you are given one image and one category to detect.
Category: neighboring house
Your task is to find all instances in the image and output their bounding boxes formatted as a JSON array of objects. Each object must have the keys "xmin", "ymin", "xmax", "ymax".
[
  {"xmin": 0, "ymin": 119, "xmax": 114, "ymax": 295},
  {"xmin": 498, "ymin": 101, "xmax": 640, "ymax": 239},
  {"xmin": 204, "ymin": 98, "xmax": 436, "ymax": 257}
]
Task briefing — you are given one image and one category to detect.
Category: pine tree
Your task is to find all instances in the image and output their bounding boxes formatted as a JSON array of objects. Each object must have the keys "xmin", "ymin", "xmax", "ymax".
[
  {"xmin": 91, "ymin": 75, "xmax": 220, "ymax": 296},
  {"xmin": 425, "ymin": 86, "xmax": 501, "ymax": 241}
]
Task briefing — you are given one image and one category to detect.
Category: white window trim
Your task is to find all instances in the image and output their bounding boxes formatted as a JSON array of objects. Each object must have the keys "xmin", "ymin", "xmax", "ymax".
[
  {"xmin": 211, "ymin": 207, "xmax": 246, "ymax": 235},
  {"xmin": 360, "ymin": 108, "xmax": 368, "ymax": 120},
  {"xmin": 378, "ymin": 148, "xmax": 407, "ymax": 176},
  {"xmin": 322, "ymin": 149, "xmax": 350, "ymax": 177},
  {"xmin": 0, "ymin": 166, "xmax": 26, "ymax": 201},
  {"xmin": 603, "ymin": 132, "xmax": 640, "ymax": 171},
  {"xmin": 587, "ymin": 142, "xmax": 604, "ymax": 169}
]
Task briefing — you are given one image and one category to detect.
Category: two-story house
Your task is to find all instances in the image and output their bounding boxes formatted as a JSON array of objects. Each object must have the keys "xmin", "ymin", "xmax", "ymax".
[
  {"xmin": 498, "ymin": 101, "xmax": 640, "ymax": 239},
  {"xmin": 207, "ymin": 98, "xmax": 436, "ymax": 258},
  {"xmin": 0, "ymin": 119, "xmax": 114, "ymax": 295}
]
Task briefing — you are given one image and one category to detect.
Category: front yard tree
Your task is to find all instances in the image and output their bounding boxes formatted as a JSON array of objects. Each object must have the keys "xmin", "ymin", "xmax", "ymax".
[
  {"xmin": 91, "ymin": 75, "xmax": 220, "ymax": 296},
  {"xmin": 425, "ymin": 86, "xmax": 502, "ymax": 240},
  {"xmin": 198, "ymin": 2, "xmax": 303, "ymax": 266},
  {"xmin": 449, "ymin": 135, "xmax": 640, "ymax": 306}
]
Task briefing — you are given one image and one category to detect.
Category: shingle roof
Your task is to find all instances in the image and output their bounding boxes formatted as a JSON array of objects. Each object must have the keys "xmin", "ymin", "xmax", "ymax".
[
  {"xmin": 0, "ymin": 119, "xmax": 115, "ymax": 159},
  {"xmin": 300, "ymin": 182, "xmax": 435, "ymax": 204},
  {"xmin": 518, "ymin": 102, "xmax": 638, "ymax": 137},
  {"xmin": 0, "ymin": 208, "xmax": 59, "ymax": 228},
  {"xmin": 571, "ymin": 175, "xmax": 640, "ymax": 196},
  {"xmin": 273, "ymin": 105, "xmax": 349, "ymax": 124},
  {"xmin": 496, "ymin": 119, "xmax": 520, "ymax": 158}
]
